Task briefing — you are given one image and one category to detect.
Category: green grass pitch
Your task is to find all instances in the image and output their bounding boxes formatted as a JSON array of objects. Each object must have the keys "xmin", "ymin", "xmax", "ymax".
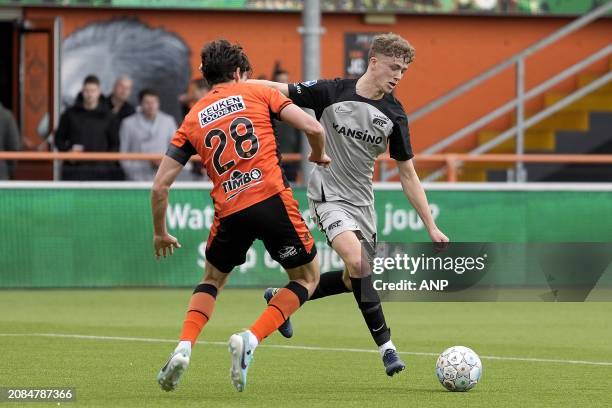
[{"xmin": 1, "ymin": 289, "xmax": 611, "ymax": 407}]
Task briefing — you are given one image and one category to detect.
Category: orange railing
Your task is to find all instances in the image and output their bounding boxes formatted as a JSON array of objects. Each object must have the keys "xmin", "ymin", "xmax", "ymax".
[{"xmin": 1, "ymin": 152, "xmax": 612, "ymax": 182}]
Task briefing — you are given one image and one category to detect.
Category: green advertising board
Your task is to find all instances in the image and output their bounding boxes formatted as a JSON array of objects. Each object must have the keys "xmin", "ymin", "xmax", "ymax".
[{"xmin": 0, "ymin": 183, "xmax": 610, "ymax": 288}]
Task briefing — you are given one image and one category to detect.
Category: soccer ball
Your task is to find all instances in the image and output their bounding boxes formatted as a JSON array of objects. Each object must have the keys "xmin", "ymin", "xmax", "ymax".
[{"xmin": 435, "ymin": 346, "xmax": 482, "ymax": 392}]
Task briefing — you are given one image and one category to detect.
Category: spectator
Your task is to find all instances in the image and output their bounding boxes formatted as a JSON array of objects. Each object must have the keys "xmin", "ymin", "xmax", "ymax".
[
  {"xmin": 120, "ymin": 89, "xmax": 180, "ymax": 181},
  {"xmin": 0, "ymin": 102, "xmax": 20, "ymax": 180},
  {"xmin": 106, "ymin": 75, "xmax": 136, "ymax": 123},
  {"xmin": 271, "ymin": 68, "xmax": 302, "ymax": 182},
  {"xmin": 55, "ymin": 75, "xmax": 123, "ymax": 180}
]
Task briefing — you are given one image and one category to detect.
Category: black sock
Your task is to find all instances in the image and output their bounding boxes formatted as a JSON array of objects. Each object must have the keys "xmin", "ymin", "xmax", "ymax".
[
  {"xmin": 309, "ymin": 270, "xmax": 351, "ymax": 300},
  {"xmin": 350, "ymin": 276, "xmax": 390, "ymax": 347}
]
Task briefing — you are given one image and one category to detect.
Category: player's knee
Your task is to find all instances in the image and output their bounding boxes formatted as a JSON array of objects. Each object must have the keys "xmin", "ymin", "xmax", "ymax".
[{"xmin": 344, "ymin": 255, "xmax": 368, "ymax": 278}]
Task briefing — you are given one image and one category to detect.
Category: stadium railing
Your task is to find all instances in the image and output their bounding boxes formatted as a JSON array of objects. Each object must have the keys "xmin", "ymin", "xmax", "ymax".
[
  {"xmin": 402, "ymin": 1, "xmax": 612, "ymax": 182},
  {"xmin": 1, "ymin": 151, "xmax": 612, "ymax": 182}
]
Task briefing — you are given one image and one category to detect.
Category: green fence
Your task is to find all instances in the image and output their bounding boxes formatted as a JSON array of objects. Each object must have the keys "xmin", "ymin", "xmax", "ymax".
[{"xmin": 0, "ymin": 184, "xmax": 610, "ymax": 288}]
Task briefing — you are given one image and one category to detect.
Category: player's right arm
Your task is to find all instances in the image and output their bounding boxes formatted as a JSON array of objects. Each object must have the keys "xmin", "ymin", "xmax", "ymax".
[
  {"xmin": 247, "ymin": 79, "xmax": 289, "ymax": 96},
  {"xmin": 151, "ymin": 155, "xmax": 183, "ymax": 259},
  {"xmin": 279, "ymin": 104, "xmax": 330, "ymax": 166},
  {"xmin": 151, "ymin": 120, "xmax": 198, "ymax": 258}
]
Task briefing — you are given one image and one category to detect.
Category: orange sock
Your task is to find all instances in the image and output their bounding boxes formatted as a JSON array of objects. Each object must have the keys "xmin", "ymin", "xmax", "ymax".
[
  {"xmin": 250, "ymin": 282, "xmax": 308, "ymax": 342},
  {"xmin": 180, "ymin": 283, "xmax": 218, "ymax": 346}
]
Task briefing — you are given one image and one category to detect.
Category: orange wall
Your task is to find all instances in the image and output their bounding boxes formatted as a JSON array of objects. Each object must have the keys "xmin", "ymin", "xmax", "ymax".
[
  {"xmin": 25, "ymin": 7, "xmax": 612, "ymax": 152},
  {"xmin": 22, "ymin": 32, "xmax": 49, "ymax": 149}
]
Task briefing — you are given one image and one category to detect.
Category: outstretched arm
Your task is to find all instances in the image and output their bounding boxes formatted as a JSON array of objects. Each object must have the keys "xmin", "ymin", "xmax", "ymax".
[
  {"xmin": 397, "ymin": 159, "xmax": 449, "ymax": 243},
  {"xmin": 151, "ymin": 156, "xmax": 184, "ymax": 258},
  {"xmin": 248, "ymin": 79, "xmax": 289, "ymax": 97}
]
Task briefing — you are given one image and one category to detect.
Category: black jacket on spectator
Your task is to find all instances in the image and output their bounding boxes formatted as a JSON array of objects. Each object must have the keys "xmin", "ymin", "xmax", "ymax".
[
  {"xmin": 55, "ymin": 99, "xmax": 124, "ymax": 180},
  {"xmin": 104, "ymin": 95, "xmax": 136, "ymax": 123},
  {"xmin": 74, "ymin": 92, "xmax": 135, "ymax": 124}
]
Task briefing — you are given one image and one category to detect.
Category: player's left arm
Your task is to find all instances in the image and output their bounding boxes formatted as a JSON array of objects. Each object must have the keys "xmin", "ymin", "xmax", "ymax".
[
  {"xmin": 397, "ymin": 159, "xmax": 449, "ymax": 243},
  {"xmin": 151, "ymin": 156, "xmax": 183, "ymax": 259},
  {"xmin": 389, "ymin": 112, "xmax": 449, "ymax": 243}
]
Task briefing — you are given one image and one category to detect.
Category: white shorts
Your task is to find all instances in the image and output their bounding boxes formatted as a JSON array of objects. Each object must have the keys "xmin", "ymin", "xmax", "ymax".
[{"xmin": 308, "ymin": 199, "xmax": 377, "ymax": 245}]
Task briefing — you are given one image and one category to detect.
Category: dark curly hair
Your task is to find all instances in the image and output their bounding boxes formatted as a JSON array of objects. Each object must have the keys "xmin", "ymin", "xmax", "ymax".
[{"xmin": 200, "ymin": 39, "xmax": 252, "ymax": 86}]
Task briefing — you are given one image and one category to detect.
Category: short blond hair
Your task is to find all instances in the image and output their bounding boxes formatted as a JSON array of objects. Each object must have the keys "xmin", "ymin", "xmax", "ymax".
[{"xmin": 368, "ymin": 33, "xmax": 415, "ymax": 64}]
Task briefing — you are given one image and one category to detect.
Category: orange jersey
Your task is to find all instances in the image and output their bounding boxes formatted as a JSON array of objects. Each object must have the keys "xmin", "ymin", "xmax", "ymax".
[{"xmin": 168, "ymin": 82, "xmax": 293, "ymax": 218}]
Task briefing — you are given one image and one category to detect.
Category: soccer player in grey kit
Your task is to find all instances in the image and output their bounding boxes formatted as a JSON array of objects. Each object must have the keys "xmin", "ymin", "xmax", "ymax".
[{"xmin": 254, "ymin": 33, "xmax": 449, "ymax": 376}]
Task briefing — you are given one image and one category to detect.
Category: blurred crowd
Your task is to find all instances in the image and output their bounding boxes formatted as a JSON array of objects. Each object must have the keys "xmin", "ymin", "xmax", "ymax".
[
  {"xmin": 53, "ymin": 73, "xmax": 200, "ymax": 181},
  {"xmin": 0, "ymin": 62, "xmax": 303, "ymax": 183}
]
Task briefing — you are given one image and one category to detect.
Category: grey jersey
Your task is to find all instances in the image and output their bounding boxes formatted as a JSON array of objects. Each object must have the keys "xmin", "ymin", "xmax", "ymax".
[{"xmin": 288, "ymin": 79, "xmax": 413, "ymax": 206}]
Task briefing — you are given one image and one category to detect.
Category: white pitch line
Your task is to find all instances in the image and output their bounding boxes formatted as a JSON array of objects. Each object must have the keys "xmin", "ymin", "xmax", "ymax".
[{"xmin": 1, "ymin": 332, "xmax": 611, "ymax": 367}]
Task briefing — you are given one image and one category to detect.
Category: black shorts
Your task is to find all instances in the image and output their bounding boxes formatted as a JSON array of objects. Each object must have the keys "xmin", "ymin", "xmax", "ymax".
[{"xmin": 205, "ymin": 189, "xmax": 317, "ymax": 273}]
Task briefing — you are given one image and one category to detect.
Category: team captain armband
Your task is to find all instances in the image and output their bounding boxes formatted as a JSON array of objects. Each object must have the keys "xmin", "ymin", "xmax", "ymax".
[{"xmin": 166, "ymin": 141, "xmax": 196, "ymax": 166}]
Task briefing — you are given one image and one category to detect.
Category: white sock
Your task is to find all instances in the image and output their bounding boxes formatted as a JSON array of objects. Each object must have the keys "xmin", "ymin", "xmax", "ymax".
[
  {"xmin": 378, "ymin": 340, "xmax": 396, "ymax": 357},
  {"xmin": 176, "ymin": 340, "xmax": 192, "ymax": 354},
  {"xmin": 245, "ymin": 330, "xmax": 259, "ymax": 350}
]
